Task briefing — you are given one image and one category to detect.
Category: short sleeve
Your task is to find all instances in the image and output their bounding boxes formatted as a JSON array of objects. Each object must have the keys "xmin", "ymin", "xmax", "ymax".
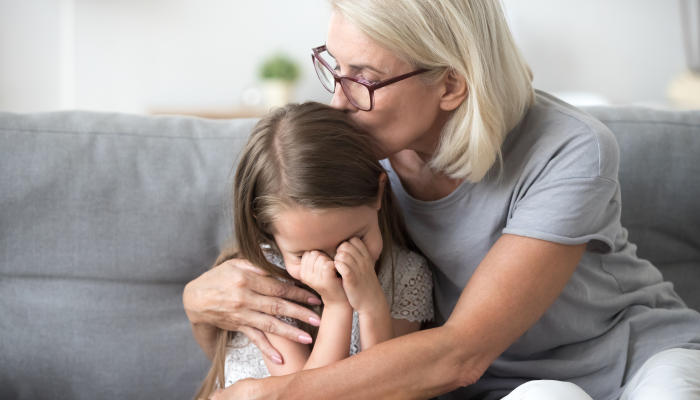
[
  {"xmin": 503, "ymin": 177, "xmax": 621, "ymax": 253},
  {"xmin": 380, "ymin": 248, "xmax": 434, "ymax": 322},
  {"xmin": 502, "ymin": 118, "xmax": 622, "ymax": 254}
]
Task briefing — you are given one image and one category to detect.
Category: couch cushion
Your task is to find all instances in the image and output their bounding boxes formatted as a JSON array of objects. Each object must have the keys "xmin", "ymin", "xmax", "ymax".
[
  {"xmin": 583, "ymin": 106, "xmax": 700, "ymax": 311},
  {"xmin": 0, "ymin": 111, "xmax": 257, "ymax": 400},
  {"xmin": 1, "ymin": 106, "xmax": 698, "ymax": 400}
]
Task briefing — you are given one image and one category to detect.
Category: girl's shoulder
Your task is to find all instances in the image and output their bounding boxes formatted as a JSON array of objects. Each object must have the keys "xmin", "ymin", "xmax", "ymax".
[
  {"xmin": 381, "ymin": 245, "xmax": 430, "ymax": 276},
  {"xmin": 378, "ymin": 245, "xmax": 434, "ymax": 322}
]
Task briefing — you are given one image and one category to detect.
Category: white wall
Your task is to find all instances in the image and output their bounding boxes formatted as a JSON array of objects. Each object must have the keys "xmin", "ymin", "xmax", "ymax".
[
  {"xmin": 0, "ymin": 0, "xmax": 688, "ymax": 114},
  {"xmin": 504, "ymin": 0, "xmax": 685, "ymax": 104},
  {"xmin": 73, "ymin": 0, "xmax": 333, "ymax": 114},
  {"xmin": 0, "ymin": 0, "xmax": 62, "ymax": 113}
]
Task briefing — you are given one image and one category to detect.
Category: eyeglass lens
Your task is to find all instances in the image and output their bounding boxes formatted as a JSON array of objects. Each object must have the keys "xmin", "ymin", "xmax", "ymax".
[
  {"xmin": 340, "ymin": 79, "xmax": 371, "ymax": 110},
  {"xmin": 313, "ymin": 57, "xmax": 335, "ymax": 93},
  {"xmin": 313, "ymin": 50, "xmax": 372, "ymax": 110}
]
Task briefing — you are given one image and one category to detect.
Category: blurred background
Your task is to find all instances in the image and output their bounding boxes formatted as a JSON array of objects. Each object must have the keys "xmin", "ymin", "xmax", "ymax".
[{"xmin": 0, "ymin": 0, "xmax": 697, "ymax": 116}]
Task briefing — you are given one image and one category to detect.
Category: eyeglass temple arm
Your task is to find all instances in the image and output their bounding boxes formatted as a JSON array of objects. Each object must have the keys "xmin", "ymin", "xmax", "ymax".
[{"xmin": 370, "ymin": 69, "xmax": 430, "ymax": 90}]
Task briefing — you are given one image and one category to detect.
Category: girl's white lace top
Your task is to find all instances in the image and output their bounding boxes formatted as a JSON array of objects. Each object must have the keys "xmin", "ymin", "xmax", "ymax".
[{"xmin": 223, "ymin": 246, "xmax": 434, "ymax": 387}]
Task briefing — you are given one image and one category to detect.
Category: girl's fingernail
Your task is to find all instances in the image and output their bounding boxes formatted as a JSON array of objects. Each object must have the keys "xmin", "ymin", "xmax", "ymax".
[
  {"xmin": 299, "ymin": 335, "xmax": 313, "ymax": 344},
  {"xmin": 309, "ymin": 316, "xmax": 321, "ymax": 326},
  {"xmin": 271, "ymin": 355, "xmax": 283, "ymax": 365},
  {"xmin": 308, "ymin": 297, "xmax": 322, "ymax": 305}
]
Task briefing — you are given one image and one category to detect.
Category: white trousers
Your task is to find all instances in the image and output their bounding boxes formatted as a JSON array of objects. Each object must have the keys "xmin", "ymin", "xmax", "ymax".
[{"xmin": 501, "ymin": 348, "xmax": 700, "ymax": 400}]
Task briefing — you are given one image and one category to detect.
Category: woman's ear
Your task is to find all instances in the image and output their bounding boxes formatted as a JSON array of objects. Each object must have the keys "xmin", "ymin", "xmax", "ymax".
[
  {"xmin": 374, "ymin": 172, "xmax": 388, "ymax": 210},
  {"xmin": 439, "ymin": 70, "xmax": 468, "ymax": 111}
]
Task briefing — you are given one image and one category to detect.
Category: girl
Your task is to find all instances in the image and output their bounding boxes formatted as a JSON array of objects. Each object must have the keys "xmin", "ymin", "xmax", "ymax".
[{"xmin": 195, "ymin": 102, "xmax": 434, "ymax": 398}]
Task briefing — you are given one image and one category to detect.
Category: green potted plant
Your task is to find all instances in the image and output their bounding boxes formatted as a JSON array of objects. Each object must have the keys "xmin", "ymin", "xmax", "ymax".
[{"xmin": 260, "ymin": 54, "xmax": 300, "ymax": 108}]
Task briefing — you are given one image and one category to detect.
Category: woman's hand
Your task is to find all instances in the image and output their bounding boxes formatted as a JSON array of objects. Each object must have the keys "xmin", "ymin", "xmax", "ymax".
[
  {"xmin": 333, "ymin": 237, "xmax": 387, "ymax": 315},
  {"xmin": 299, "ymin": 250, "xmax": 349, "ymax": 306},
  {"xmin": 183, "ymin": 258, "xmax": 322, "ymax": 363}
]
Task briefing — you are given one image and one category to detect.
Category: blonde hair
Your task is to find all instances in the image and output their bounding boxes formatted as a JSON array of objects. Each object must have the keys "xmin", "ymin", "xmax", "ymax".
[
  {"xmin": 194, "ymin": 102, "xmax": 416, "ymax": 399},
  {"xmin": 329, "ymin": 0, "xmax": 534, "ymax": 181}
]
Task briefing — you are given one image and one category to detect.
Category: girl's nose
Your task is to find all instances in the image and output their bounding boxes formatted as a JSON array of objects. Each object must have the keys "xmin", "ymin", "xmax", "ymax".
[
  {"xmin": 330, "ymin": 82, "xmax": 355, "ymax": 111},
  {"xmin": 326, "ymin": 249, "xmax": 337, "ymax": 261}
]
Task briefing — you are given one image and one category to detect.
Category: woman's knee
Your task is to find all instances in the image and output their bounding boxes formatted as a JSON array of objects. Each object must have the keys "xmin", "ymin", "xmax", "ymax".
[
  {"xmin": 621, "ymin": 348, "xmax": 700, "ymax": 400},
  {"xmin": 503, "ymin": 380, "xmax": 593, "ymax": 400}
]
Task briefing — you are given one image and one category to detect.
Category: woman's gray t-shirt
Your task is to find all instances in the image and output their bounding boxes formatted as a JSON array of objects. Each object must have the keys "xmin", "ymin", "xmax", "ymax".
[{"xmin": 381, "ymin": 91, "xmax": 700, "ymax": 400}]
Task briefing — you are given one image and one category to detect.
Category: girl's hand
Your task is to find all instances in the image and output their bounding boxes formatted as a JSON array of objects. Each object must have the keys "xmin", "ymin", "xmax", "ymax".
[
  {"xmin": 333, "ymin": 237, "xmax": 387, "ymax": 315},
  {"xmin": 300, "ymin": 250, "xmax": 349, "ymax": 306}
]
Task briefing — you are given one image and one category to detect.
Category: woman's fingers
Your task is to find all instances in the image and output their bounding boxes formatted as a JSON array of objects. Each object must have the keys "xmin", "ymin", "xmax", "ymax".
[
  {"xmin": 251, "ymin": 273, "xmax": 321, "ymax": 305},
  {"xmin": 238, "ymin": 326, "xmax": 284, "ymax": 364},
  {"xmin": 248, "ymin": 311, "xmax": 314, "ymax": 345},
  {"xmin": 249, "ymin": 290, "xmax": 320, "ymax": 327}
]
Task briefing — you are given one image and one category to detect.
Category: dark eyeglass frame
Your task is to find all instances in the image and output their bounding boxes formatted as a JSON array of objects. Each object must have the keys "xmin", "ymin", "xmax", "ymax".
[{"xmin": 311, "ymin": 45, "xmax": 430, "ymax": 111}]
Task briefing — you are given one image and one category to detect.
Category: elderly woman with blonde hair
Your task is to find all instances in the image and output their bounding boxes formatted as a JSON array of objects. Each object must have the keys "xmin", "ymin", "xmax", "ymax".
[{"xmin": 184, "ymin": 1, "xmax": 700, "ymax": 399}]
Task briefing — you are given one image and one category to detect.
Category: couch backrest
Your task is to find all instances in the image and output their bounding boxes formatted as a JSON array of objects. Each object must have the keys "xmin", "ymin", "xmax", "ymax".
[
  {"xmin": 0, "ymin": 106, "xmax": 698, "ymax": 400},
  {"xmin": 583, "ymin": 106, "xmax": 700, "ymax": 310},
  {"xmin": 0, "ymin": 111, "xmax": 256, "ymax": 400}
]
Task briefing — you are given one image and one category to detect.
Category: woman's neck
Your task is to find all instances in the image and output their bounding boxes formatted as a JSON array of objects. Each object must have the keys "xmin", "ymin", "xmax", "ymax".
[
  {"xmin": 388, "ymin": 150, "xmax": 464, "ymax": 202},
  {"xmin": 388, "ymin": 109, "xmax": 464, "ymax": 202}
]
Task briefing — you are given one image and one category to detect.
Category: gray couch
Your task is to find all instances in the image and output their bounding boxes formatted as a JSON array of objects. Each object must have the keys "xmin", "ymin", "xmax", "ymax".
[{"xmin": 1, "ymin": 106, "xmax": 698, "ymax": 400}]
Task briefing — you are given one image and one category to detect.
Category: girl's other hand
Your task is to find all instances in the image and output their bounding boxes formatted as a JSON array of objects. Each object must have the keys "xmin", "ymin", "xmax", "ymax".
[
  {"xmin": 300, "ymin": 250, "xmax": 349, "ymax": 306},
  {"xmin": 334, "ymin": 237, "xmax": 387, "ymax": 315},
  {"xmin": 183, "ymin": 258, "xmax": 322, "ymax": 363}
]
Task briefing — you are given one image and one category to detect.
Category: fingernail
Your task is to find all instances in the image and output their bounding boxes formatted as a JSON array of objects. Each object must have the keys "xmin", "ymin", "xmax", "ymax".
[
  {"xmin": 299, "ymin": 334, "xmax": 313, "ymax": 344},
  {"xmin": 309, "ymin": 316, "xmax": 321, "ymax": 326},
  {"xmin": 308, "ymin": 297, "xmax": 322, "ymax": 305},
  {"xmin": 271, "ymin": 355, "xmax": 283, "ymax": 365}
]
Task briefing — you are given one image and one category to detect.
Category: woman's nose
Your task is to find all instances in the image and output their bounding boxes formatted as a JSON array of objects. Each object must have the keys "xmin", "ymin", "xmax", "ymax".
[{"xmin": 330, "ymin": 82, "xmax": 354, "ymax": 111}]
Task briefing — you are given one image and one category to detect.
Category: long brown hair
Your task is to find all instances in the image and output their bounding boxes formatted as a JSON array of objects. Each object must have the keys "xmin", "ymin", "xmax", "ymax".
[{"xmin": 195, "ymin": 102, "xmax": 415, "ymax": 399}]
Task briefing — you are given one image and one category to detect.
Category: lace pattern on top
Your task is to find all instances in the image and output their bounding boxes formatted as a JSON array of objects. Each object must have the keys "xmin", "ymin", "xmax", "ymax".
[{"xmin": 224, "ymin": 245, "xmax": 433, "ymax": 386}]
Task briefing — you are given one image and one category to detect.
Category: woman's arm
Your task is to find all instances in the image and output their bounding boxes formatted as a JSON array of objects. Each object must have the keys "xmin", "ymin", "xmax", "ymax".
[
  {"xmin": 183, "ymin": 258, "xmax": 322, "ymax": 362},
  {"xmin": 214, "ymin": 234, "xmax": 587, "ymax": 400}
]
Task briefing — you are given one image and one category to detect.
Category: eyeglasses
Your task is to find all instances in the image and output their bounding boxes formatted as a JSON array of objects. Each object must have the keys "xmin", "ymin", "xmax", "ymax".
[{"xmin": 311, "ymin": 45, "xmax": 429, "ymax": 111}]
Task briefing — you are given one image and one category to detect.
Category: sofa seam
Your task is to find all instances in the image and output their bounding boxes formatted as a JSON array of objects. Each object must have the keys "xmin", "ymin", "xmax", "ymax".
[
  {"xmin": 0, "ymin": 127, "xmax": 245, "ymax": 140},
  {"xmin": 596, "ymin": 120, "xmax": 700, "ymax": 129}
]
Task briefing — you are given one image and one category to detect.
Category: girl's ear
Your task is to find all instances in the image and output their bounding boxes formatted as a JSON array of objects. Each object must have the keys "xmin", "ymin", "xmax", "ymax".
[{"xmin": 374, "ymin": 173, "xmax": 388, "ymax": 211}]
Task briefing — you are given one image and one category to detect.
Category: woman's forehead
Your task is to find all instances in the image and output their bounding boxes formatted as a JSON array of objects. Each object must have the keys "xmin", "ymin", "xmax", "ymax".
[{"xmin": 326, "ymin": 13, "xmax": 402, "ymax": 74}]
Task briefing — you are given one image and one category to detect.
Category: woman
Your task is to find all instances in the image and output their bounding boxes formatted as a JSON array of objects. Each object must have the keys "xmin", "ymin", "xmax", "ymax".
[{"xmin": 183, "ymin": 1, "xmax": 700, "ymax": 399}]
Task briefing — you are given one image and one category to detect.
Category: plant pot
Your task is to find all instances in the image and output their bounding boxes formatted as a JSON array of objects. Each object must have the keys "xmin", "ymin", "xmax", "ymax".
[{"xmin": 263, "ymin": 79, "xmax": 295, "ymax": 108}]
